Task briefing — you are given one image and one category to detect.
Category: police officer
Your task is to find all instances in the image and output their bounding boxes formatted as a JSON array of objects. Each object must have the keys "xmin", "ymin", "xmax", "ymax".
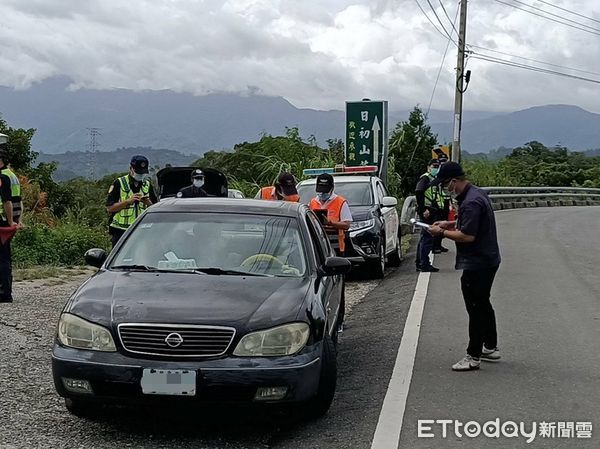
[
  {"xmin": 309, "ymin": 173, "xmax": 352, "ymax": 255},
  {"xmin": 177, "ymin": 169, "xmax": 208, "ymax": 198},
  {"xmin": 415, "ymin": 159, "xmax": 445, "ymax": 272},
  {"xmin": 0, "ymin": 150, "xmax": 17, "ymax": 303},
  {"xmin": 106, "ymin": 155, "xmax": 157, "ymax": 247},
  {"xmin": 0, "ymin": 153, "xmax": 22, "ymax": 225},
  {"xmin": 257, "ymin": 173, "xmax": 300, "ymax": 202},
  {"xmin": 428, "ymin": 162, "xmax": 502, "ymax": 371},
  {"xmin": 433, "ymin": 156, "xmax": 450, "ymax": 254}
]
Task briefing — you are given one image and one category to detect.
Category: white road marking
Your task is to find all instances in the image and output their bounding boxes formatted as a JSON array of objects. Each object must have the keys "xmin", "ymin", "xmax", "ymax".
[{"xmin": 370, "ymin": 270, "xmax": 432, "ymax": 449}]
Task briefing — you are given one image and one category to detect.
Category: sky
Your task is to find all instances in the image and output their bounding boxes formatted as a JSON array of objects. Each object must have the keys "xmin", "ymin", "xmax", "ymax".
[{"xmin": 1, "ymin": 0, "xmax": 600, "ymax": 113}]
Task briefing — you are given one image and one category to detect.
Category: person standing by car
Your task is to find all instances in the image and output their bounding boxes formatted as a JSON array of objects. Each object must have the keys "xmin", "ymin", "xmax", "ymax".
[
  {"xmin": 309, "ymin": 173, "xmax": 352, "ymax": 255},
  {"xmin": 106, "ymin": 155, "xmax": 157, "ymax": 247},
  {"xmin": 433, "ymin": 156, "xmax": 450, "ymax": 254},
  {"xmin": 428, "ymin": 162, "xmax": 501, "ymax": 372},
  {"xmin": 0, "ymin": 148, "xmax": 18, "ymax": 303},
  {"xmin": 415, "ymin": 159, "xmax": 445, "ymax": 272},
  {"xmin": 257, "ymin": 172, "xmax": 300, "ymax": 202},
  {"xmin": 176, "ymin": 169, "xmax": 208, "ymax": 198}
]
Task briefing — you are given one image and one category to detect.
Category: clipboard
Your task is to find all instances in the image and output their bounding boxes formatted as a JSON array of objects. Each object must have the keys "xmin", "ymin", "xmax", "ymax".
[{"xmin": 313, "ymin": 209, "xmax": 328, "ymax": 225}]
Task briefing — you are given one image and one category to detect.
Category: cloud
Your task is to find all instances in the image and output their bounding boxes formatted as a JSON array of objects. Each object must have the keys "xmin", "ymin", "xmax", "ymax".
[{"xmin": 0, "ymin": 0, "xmax": 599, "ymax": 112}]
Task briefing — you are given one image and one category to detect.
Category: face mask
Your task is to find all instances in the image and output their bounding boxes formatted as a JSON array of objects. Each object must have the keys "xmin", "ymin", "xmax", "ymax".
[
  {"xmin": 132, "ymin": 173, "xmax": 145, "ymax": 182},
  {"xmin": 193, "ymin": 179, "xmax": 204, "ymax": 188},
  {"xmin": 443, "ymin": 180, "xmax": 457, "ymax": 199},
  {"xmin": 431, "ymin": 167, "xmax": 439, "ymax": 176},
  {"xmin": 318, "ymin": 192, "xmax": 332, "ymax": 202}
]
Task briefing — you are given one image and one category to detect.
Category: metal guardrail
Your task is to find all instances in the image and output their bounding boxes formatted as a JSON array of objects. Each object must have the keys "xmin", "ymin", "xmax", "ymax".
[{"xmin": 400, "ymin": 186, "xmax": 600, "ymax": 233}]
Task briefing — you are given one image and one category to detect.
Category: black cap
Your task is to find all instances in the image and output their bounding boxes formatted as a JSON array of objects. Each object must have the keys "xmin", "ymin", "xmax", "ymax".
[
  {"xmin": 277, "ymin": 173, "xmax": 297, "ymax": 196},
  {"xmin": 130, "ymin": 155, "xmax": 149, "ymax": 174},
  {"xmin": 428, "ymin": 158, "xmax": 440, "ymax": 166},
  {"xmin": 191, "ymin": 168, "xmax": 204, "ymax": 179},
  {"xmin": 431, "ymin": 161, "xmax": 465, "ymax": 186},
  {"xmin": 315, "ymin": 173, "xmax": 334, "ymax": 193}
]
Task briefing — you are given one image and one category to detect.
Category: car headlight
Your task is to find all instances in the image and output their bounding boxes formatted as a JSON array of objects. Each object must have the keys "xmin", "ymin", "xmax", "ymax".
[
  {"xmin": 57, "ymin": 313, "xmax": 116, "ymax": 352},
  {"xmin": 350, "ymin": 218, "xmax": 375, "ymax": 232},
  {"xmin": 233, "ymin": 323, "xmax": 310, "ymax": 357}
]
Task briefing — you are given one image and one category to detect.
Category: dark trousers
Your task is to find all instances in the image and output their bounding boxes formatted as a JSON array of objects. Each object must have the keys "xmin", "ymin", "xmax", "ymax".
[
  {"xmin": 110, "ymin": 228, "xmax": 126, "ymax": 248},
  {"xmin": 433, "ymin": 235, "xmax": 444, "ymax": 251},
  {"xmin": 460, "ymin": 267, "xmax": 499, "ymax": 358},
  {"xmin": 416, "ymin": 229, "xmax": 434, "ymax": 268},
  {"xmin": 0, "ymin": 241, "xmax": 12, "ymax": 302}
]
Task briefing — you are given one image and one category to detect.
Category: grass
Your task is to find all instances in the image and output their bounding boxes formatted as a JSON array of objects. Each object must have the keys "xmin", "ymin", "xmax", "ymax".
[
  {"xmin": 400, "ymin": 233, "xmax": 413, "ymax": 257},
  {"xmin": 13, "ymin": 265, "xmax": 94, "ymax": 282}
]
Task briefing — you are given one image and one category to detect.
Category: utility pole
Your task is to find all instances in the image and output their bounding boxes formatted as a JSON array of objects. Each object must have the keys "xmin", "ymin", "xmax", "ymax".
[
  {"xmin": 452, "ymin": 0, "xmax": 468, "ymax": 162},
  {"xmin": 87, "ymin": 128, "xmax": 101, "ymax": 179}
]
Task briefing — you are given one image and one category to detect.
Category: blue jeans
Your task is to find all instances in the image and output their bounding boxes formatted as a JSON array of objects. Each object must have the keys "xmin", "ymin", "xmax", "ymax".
[{"xmin": 416, "ymin": 229, "xmax": 434, "ymax": 268}]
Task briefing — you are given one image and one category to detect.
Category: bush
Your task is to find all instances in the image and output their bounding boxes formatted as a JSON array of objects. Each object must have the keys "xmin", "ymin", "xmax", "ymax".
[{"xmin": 12, "ymin": 220, "xmax": 110, "ymax": 268}]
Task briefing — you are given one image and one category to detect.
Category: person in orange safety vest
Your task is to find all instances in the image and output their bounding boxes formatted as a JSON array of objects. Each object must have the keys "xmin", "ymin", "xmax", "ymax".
[
  {"xmin": 258, "ymin": 173, "xmax": 300, "ymax": 202},
  {"xmin": 309, "ymin": 173, "xmax": 353, "ymax": 255}
]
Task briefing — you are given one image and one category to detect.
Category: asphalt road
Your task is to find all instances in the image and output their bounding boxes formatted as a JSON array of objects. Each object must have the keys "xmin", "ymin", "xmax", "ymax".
[{"xmin": 399, "ymin": 206, "xmax": 600, "ymax": 448}]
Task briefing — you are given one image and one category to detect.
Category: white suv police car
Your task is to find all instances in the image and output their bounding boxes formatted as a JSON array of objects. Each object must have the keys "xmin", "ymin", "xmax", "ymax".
[{"xmin": 297, "ymin": 168, "xmax": 400, "ymax": 278}]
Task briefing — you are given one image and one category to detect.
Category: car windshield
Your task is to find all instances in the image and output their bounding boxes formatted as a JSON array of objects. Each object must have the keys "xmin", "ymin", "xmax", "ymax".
[
  {"xmin": 297, "ymin": 181, "xmax": 373, "ymax": 206},
  {"xmin": 110, "ymin": 213, "xmax": 306, "ymax": 277}
]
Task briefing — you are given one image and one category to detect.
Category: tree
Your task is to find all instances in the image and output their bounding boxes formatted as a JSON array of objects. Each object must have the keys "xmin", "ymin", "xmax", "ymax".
[
  {"xmin": 388, "ymin": 107, "xmax": 438, "ymax": 198},
  {"xmin": 0, "ymin": 115, "xmax": 38, "ymax": 170}
]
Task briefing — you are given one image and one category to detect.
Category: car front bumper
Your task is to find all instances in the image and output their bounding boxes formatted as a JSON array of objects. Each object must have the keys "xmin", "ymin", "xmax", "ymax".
[{"xmin": 52, "ymin": 343, "xmax": 322, "ymax": 405}]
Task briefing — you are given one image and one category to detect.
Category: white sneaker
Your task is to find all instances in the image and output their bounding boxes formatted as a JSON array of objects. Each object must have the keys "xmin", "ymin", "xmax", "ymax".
[
  {"xmin": 452, "ymin": 355, "xmax": 481, "ymax": 371},
  {"xmin": 481, "ymin": 346, "xmax": 501, "ymax": 361}
]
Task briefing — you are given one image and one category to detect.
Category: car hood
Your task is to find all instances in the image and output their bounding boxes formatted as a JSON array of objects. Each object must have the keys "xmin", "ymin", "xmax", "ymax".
[
  {"xmin": 66, "ymin": 270, "xmax": 310, "ymax": 332},
  {"xmin": 349, "ymin": 205, "xmax": 375, "ymax": 221}
]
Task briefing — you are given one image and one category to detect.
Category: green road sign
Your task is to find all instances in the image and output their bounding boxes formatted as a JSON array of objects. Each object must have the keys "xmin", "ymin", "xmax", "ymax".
[{"xmin": 345, "ymin": 100, "xmax": 388, "ymax": 171}]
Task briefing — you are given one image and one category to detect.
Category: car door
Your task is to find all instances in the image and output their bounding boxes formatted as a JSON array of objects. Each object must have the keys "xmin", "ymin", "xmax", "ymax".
[
  {"xmin": 376, "ymin": 181, "xmax": 399, "ymax": 252},
  {"xmin": 305, "ymin": 212, "xmax": 341, "ymax": 336}
]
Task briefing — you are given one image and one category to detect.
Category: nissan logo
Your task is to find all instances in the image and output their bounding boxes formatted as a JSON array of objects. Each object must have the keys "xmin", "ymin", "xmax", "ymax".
[{"xmin": 164, "ymin": 332, "xmax": 184, "ymax": 348}]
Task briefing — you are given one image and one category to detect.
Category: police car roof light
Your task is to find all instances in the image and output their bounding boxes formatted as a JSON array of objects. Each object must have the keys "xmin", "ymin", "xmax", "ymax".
[
  {"xmin": 302, "ymin": 168, "xmax": 335, "ymax": 176},
  {"xmin": 343, "ymin": 165, "xmax": 378, "ymax": 173}
]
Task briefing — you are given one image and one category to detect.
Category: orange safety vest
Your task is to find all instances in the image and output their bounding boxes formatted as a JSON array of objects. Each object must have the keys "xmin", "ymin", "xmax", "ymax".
[
  {"xmin": 260, "ymin": 186, "xmax": 277, "ymax": 200},
  {"xmin": 260, "ymin": 186, "xmax": 300, "ymax": 202},
  {"xmin": 309, "ymin": 195, "xmax": 348, "ymax": 253}
]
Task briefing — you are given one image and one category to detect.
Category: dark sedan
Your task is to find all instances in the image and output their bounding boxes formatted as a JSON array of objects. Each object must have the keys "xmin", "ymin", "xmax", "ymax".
[{"xmin": 52, "ymin": 199, "xmax": 350, "ymax": 418}]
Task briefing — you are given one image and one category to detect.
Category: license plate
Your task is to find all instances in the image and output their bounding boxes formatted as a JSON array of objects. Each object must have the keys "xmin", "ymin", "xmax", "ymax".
[{"xmin": 141, "ymin": 369, "xmax": 196, "ymax": 396}]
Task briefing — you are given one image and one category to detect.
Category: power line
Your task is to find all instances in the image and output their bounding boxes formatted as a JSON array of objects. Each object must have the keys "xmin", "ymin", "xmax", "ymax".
[
  {"xmin": 439, "ymin": 0, "xmax": 460, "ymax": 36},
  {"xmin": 471, "ymin": 54, "xmax": 600, "ymax": 85},
  {"xmin": 507, "ymin": 0, "xmax": 600, "ymax": 33},
  {"xmin": 468, "ymin": 44, "xmax": 600, "ymax": 77},
  {"xmin": 535, "ymin": 0, "xmax": 600, "ymax": 25},
  {"xmin": 493, "ymin": 0, "xmax": 600, "ymax": 37},
  {"xmin": 425, "ymin": 0, "xmax": 456, "ymax": 40},
  {"xmin": 428, "ymin": 2, "xmax": 460, "ymax": 115},
  {"xmin": 414, "ymin": 0, "xmax": 458, "ymax": 44}
]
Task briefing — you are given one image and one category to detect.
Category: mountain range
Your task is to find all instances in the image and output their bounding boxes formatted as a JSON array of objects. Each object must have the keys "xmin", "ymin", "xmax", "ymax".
[{"xmin": 2, "ymin": 77, "xmax": 600, "ymax": 158}]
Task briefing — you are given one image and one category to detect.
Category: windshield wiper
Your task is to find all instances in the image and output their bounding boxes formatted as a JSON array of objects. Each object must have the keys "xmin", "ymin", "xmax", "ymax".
[
  {"xmin": 192, "ymin": 267, "xmax": 272, "ymax": 277},
  {"xmin": 111, "ymin": 264, "xmax": 158, "ymax": 271}
]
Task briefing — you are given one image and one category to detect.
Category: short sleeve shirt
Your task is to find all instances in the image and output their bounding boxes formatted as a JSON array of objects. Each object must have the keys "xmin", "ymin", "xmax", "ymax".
[
  {"xmin": 315, "ymin": 194, "xmax": 353, "ymax": 222},
  {"xmin": 455, "ymin": 184, "xmax": 501, "ymax": 270},
  {"xmin": 106, "ymin": 176, "xmax": 157, "ymax": 207}
]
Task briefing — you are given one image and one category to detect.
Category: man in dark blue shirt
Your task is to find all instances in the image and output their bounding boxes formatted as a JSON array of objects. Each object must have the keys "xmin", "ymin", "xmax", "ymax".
[{"xmin": 428, "ymin": 162, "xmax": 501, "ymax": 372}]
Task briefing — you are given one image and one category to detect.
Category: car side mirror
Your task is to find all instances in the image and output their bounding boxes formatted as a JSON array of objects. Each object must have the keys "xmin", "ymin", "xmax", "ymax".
[
  {"xmin": 381, "ymin": 196, "xmax": 398, "ymax": 208},
  {"xmin": 84, "ymin": 248, "xmax": 107, "ymax": 268},
  {"xmin": 321, "ymin": 257, "xmax": 351, "ymax": 276}
]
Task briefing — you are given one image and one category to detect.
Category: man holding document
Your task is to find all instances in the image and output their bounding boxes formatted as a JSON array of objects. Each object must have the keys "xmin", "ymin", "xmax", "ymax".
[{"xmin": 427, "ymin": 162, "xmax": 502, "ymax": 372}]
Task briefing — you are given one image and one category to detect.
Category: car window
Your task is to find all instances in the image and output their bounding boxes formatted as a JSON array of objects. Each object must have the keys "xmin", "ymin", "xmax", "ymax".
[
  {"xmin": 298, "ymin": 181, "xmax": 373, "ymax": 206},
  {"xmin": 306, "ymin": 212, "xmax": 331, "ymax": 263},
  {"xmin": 111, "ymin": 213, "xmax": 306, "ymax": 277}
]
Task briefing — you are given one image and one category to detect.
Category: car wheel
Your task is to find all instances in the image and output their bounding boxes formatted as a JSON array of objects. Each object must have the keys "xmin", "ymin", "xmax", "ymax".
[
  {"xmin": 302, "ymin": 334, "xmax": 337, "ymax": 420},
  {"xmin": 64, "ymin": 398, "xmax": 95, "ymax": 418},
  {"xmin": 368, "ymin": 239, "xmax": 385, "ymax": 279},
  {"xmin": 387, "ymin": 235, "xmax": 401, "ymax": 267}
]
